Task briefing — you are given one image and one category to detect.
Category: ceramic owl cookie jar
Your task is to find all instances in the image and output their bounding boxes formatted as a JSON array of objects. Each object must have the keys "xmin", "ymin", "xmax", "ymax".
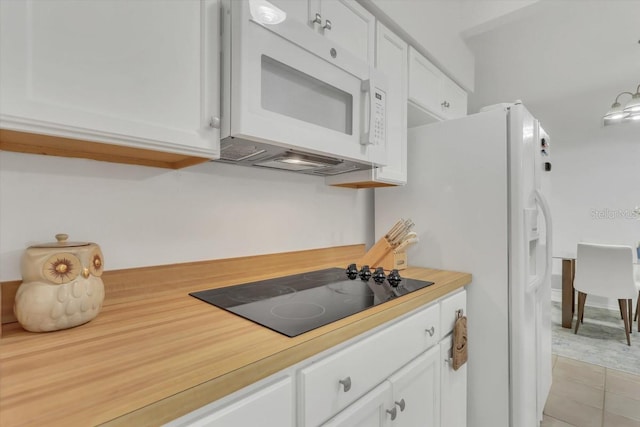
[{"xmin": 14, "ymin": 234, "xmax": 105, "ymax": 332}]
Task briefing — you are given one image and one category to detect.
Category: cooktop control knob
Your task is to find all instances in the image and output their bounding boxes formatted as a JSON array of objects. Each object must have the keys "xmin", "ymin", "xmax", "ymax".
[
  {"xmin": 346, "ymin": 263, "xmax": 358, "ymax": 280},
  {"xmin": 359, "ymin": 265, "xmax": 372, "ymax": 281},
  {"xmin": 372, "ymin": 267, "xmax": 386, "ymax": 284},
  {"xmin": 387, "ymin": 269, "xmax": 402, "ymax": 288}
]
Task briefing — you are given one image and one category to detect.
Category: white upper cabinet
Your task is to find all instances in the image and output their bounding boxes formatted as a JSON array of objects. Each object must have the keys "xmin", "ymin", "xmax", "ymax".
[
  {"xmin": 408, "ymin": 47, "xmax": 467, "ymax": 126},
  {"xmin": 269, "ymin": 0, "xmax": 374, "ymax": 64},
  {"xmin": 314, "ymin": 0, "xmax": 375, "ymax": 64},
  {"xmin": 326, "ymin": 21, "xmax": 408, "ymax": 188},
  {"xmin": 0, "ymin": 0, "xmax": 220, "ymax": 167}
]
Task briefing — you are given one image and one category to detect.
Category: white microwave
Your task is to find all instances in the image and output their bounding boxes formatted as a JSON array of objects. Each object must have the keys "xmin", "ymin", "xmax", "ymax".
[{"xmin": 218, "ymin": 0, "xmax": 387, "ymax": 176}]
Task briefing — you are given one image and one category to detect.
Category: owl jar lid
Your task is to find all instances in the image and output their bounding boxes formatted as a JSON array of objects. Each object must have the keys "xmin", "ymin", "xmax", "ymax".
[{"xmin": 30, "ymin": 234, "xmax": 91, "ymax": 248}]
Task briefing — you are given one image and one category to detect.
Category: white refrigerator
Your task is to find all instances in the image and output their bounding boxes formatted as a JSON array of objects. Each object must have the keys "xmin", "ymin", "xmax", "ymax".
[{"xmin": 375, "ymin": 102, "xmax": 553, "ymax": 427}]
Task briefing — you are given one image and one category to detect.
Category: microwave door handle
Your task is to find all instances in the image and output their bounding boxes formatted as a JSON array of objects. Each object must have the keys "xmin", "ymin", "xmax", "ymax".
[{"xmin": 360, "ymin": 79, "xmax": 373, "ymax": 145}]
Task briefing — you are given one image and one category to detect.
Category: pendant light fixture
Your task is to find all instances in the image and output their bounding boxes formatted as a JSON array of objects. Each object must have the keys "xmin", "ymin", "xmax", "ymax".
[{"xmin": 603, "ymin": 83, "xmax": 640, "ymax": 125}]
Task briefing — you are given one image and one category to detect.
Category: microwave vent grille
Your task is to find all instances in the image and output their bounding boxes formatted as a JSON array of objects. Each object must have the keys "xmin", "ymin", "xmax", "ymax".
[{"xmin": 220, "ymin": 143, "xmax": 267, "ymax": 162}]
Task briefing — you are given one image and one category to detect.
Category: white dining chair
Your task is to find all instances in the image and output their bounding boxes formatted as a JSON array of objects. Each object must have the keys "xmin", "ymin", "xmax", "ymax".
[
  {"xmin": 573, "ymin": 243, "xmax": 638, "ymax": 346},
  {"xmin": 635, "ymin": 264, "xmax": 640, "ymax": 331}
]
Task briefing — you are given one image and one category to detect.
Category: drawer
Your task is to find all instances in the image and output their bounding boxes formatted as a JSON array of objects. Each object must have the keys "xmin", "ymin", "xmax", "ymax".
[
  {"xmin": 299, "ymin": 303, "xmax": 440, "ymax": 426},
  {"xmin": 440, "ymin": 289, "xmax": 466, "ymax": 337}
]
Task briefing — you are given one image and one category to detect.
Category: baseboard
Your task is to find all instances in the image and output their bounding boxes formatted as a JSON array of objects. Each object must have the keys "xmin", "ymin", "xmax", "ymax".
[{"xmin": 551, "ymin": 288, "xmax": 630, "ymax": 311}]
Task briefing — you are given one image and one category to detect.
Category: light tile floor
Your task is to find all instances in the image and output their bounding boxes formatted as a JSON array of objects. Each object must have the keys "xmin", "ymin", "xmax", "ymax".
[{"xmin": 542, "ymin": 355, "xmax": 640, "ymax": 427}]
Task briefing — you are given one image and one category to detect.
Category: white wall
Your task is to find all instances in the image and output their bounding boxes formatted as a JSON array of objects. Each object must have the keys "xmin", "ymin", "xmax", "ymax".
[
  {"xmin": 0, "ymin": 152, "xmax": 374, "ymax": 281},
  {"xmin": 459, "ymin": 0, "xmax": 540, "ymax": 37},
  {"xmin": 365, "ymin": 0, "xmax": 475, "ymax": 91},
  {"xmin": 540, "ymin": 86, "xmax": 640, "ymax": 259}
]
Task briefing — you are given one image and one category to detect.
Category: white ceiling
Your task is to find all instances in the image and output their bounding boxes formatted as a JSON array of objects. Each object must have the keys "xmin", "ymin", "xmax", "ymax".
[{"xmin": 463, "ymin": 0, "xmax": 640, "ymax": 125}]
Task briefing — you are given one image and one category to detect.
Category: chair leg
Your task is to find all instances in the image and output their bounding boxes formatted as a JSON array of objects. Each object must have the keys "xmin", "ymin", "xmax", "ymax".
[
  {"xmin": 636, "ymin": 291, "xmax": 639, "ymax": 332},
  {"xmin": 574, "ymin": 292, "xmax": 587, "ymax": 335},
  {"xmin": 619, "ymin": 299, "xmax": 624, "ymax": 320},
  {"xmin": 621, "ymin": 299, "xmax": 631, "ymax": 346},
  {"xmin": 629, "ymin": 299, "xmax": 633, "ymax": 334}
]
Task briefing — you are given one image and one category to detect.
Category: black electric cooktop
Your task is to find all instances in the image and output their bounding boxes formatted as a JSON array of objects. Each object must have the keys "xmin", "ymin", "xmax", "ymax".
[{"xmin": 190, "ymin": 267, "xmax": 434, "ymax": 337}]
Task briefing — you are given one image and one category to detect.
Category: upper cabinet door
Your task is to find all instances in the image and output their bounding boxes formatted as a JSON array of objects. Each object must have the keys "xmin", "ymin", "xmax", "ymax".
[
  {"xmin": 440, "ymin": 76, "xmax": 468, "ymax": 120},
  {"xmin": 267, "ymin": 0, "xmax": 312, "ymax": 27},
  {"xmin": 0, "ymin": 0, "xmax": 220, "ymax": 159},
  {"xmin": 373, "ymin": 22, "xmax": 408, "ymax": 185},
  {"xmin": 408, "ymin": 46, "xmax": 467, "ymax": 124},
  {"xmin": 312, "ymin": 0, "xmax": 375, "ymax": 64},
  {"xmin": 268, "ymin": 1, "xmax": 374, "ymax": 64},
  {"xmin": 408, "ymin": 47, "xmax": 444, "ymax": 118},
  {"xmin": 324, "ymin": 22, "xmax": 407, "ymax": 188}
]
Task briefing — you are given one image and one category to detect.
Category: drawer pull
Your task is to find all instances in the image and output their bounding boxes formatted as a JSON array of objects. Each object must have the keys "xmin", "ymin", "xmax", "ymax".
[
  {"xmin": 425, "ymin": 326, "xmax": 435, "ymax": 336},
  {"xmin": 338, "ymin": 376, "xmax": 351, "ymax": 392},
  {"xmin": 386, "ymin": 407, "xmax": 398, "ymax": 420},
  {"xmin": 395, "ymin": 399, "xmax": 406, "ymax": 412}
]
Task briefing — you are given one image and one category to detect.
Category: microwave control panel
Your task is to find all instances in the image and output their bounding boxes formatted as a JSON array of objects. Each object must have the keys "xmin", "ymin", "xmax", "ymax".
[{"xmin": 372, "ymin": 89, "xmax": 386, "ymax": 145}]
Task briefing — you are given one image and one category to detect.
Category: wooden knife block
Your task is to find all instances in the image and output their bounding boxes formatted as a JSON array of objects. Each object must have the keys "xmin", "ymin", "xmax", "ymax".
[
  {"xmin": 358, "ymin": 238, "xmax": 407, "ymax": 270},
  {"xmin": 358, "ymin": 237, "xmax": 393, "ymax": 268},
  {"xmin": 379, "ymin": 251, "xmax": 407, "ymax": 271}
]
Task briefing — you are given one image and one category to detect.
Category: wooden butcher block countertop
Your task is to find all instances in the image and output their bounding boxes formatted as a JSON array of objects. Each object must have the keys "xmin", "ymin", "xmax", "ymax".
[{"xmin": 0, "ymin": 245, "xmax": 471, "ymax": 426}]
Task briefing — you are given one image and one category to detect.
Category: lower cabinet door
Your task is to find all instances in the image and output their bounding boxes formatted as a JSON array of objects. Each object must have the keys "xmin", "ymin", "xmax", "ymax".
[
  {"xmin": 166, "ymin": 377, "xmax": 293, "ymax": 427},
  {"xmin": 440, "ymin": 335, "xmax": 467, "ymax": 427},
  {"xmin": 388, "ymin": 346, "xmax": 441, "ymax": 427},
  {"xmin": 322, "ymin": 381, "xmax": 392, "ymax": 427}
]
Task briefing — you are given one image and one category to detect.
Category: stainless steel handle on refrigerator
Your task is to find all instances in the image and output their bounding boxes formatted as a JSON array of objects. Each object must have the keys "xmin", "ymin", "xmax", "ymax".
[
  {"xmin": 323, "ymin": 19, "xmax": 332, "ymax": 30},
  {"xmin": 311, "ymin": 13, "xmax": 322, "ymax": 25},
  {"xmin": 338, "ymin": 376, "xmax": 351, "ymax": 392},
  {"xmin": 425, "ymin": 326, "xmax": 435, "ymax": 336},
  {"xmin": 526, "ymin": 189, "xmax": 553, "ymax": 294},
  {"xmin": 386, "ymin": 407, "xmax": 398, "ymax": 420},
  {"xmin": 395, "ymin": 399, "xmax": 406, "ymax": 412},
  {"xmin": 537, "ymin": 189, "xmax": 553, "ymax": 287}
]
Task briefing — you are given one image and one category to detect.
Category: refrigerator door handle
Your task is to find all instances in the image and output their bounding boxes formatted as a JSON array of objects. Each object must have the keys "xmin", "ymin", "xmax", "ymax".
[{"xmin": 526, "ymin": 189, "xmax": 553, "ymax": 294}]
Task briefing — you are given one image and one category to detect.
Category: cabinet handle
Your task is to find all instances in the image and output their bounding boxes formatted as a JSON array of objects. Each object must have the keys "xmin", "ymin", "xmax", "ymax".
[
  {"xmin": 209, "ymin": 116, "xmax": 221, "ymax": 129},
  {"xmin": 395, "ymin": 399, "xmax": 406, "ymax": 412},
  {"xmin": 425, "ymin": 326, "xmax": 435, "ymax": 336},
  {"xmin": 338, "ymin": 376, "xmax": 351, "ymax": 392},
  {"xmin": 323, "ymin": 19, "xmax": 332, "ymax": 31},
  {"xmin": 386, "ymin": 407, "xmax": 398, "ymax": 420},
  {"xmin": 311, "ymin": 12, "xmax": 322, "ymax": 25},
  {"xmin": 441, "ymin": 101, "xmax": 450, "ymax": 108}
]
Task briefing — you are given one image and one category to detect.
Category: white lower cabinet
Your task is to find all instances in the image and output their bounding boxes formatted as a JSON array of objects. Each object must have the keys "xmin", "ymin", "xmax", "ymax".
[
  {"xmin": 165, "ymin": 376, "xmax": 294, "ymax": 427},
  {"xmin": 389, "ymin": 347, "xmax": 441, "ymax": 427},
  {"xmin": 440, "ymin": 335, "xmax": 467, "ymax": 427},
  {"xmin": 322, "ymin": 381, "xmax": 392, "ymax": 427},
  {"xmin": 299, "ymin": 301, "xmax": 440, "ymax": 426},
  {"xmin": 323, "ymin": 341, "xmax": 441, "ymax": 427},
  {"xmin": 166, "ymin": 289, "xmax": 466, "ymax": 427}
]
